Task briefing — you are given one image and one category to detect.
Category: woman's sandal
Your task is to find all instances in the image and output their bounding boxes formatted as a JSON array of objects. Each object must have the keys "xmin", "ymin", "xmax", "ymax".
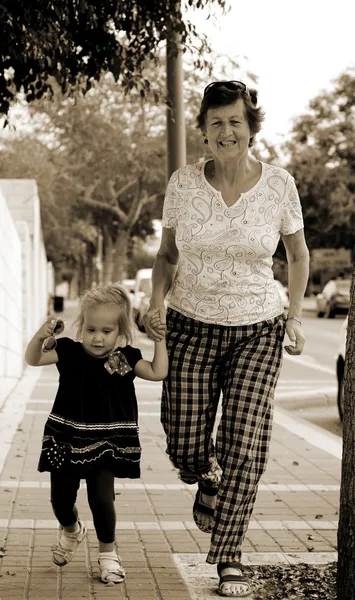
[
  {"xmin": 193, "ymin": 488, "xmax": 217, "ymax": 533},
  {"xmin": 98, "ymin": 551, "xmax": 125, "ymax": 585},
  {"xmin": 217, "ymin": 562, "xmax": 253, "ymax": 597}
]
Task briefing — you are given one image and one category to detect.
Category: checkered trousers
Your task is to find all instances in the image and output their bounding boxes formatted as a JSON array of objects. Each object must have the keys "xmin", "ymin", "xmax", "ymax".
[{"xmin": 161, "ymin": 309, "xmax": 286, "ymax": 564}]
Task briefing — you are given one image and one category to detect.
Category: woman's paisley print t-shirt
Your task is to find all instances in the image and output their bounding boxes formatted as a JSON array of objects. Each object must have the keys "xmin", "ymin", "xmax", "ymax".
[{"xmin": 161, "ymin": 160, "xmax": 304, "ymax": 326}]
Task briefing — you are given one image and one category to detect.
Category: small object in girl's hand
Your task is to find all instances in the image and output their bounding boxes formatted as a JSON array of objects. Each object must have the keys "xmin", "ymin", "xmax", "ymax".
[{"xmin": 42, "ymin": 319, "xmax": 65, "ymax": 352}]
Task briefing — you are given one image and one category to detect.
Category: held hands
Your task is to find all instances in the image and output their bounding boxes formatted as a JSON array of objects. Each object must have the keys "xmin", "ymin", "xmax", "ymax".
[
  {"xmin": 284, "ymin": 318, "xmax": 305, "ymax": 355},
  {"xmin": 143, "ymin": 306, "xmax": 166, "ymax": 342}
]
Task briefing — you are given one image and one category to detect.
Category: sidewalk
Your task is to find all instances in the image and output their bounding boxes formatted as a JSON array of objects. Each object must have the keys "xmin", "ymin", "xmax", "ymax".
[{"xmin": 0, "ymin": 304, "xmax": 339, "ymax": 599}]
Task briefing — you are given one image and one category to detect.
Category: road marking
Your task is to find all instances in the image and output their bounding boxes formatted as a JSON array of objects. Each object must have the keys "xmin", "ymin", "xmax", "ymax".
[
  {"xmin": 275, "ymin": 387, "xmax": 337, "ymax": 398},
  {"xmin": 274, "ymin": 406, "xmax": 342, "ymax": 459},
  {"xmin": 0, "ymin": 519, "xmax": 338, "ymax": 531},
  {"xmin": 283, "ymin": 354, "xmax": 334, "ymax": 374},
  {"xmin": 277, "ymin": 379, "xmax": 335, "ymax": 386},
  {"xmin": 173, "ymin": 553, "xmax": 338, "ymax": 599},
  {"xmin": 0, "ymin": 481, "xmax": 340, "ymax": 492}
]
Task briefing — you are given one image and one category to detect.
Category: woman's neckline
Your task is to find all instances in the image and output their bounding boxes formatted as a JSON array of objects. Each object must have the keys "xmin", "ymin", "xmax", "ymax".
[{"xmin": 202, "ymin": 159, "xmax": 264, "ymax": 208}]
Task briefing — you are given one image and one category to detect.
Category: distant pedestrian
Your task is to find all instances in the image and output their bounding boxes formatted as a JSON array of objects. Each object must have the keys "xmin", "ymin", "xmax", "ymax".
[
  {"xmin": 143, "ymin": 81, "xmax": 309, "ymax": 596},
  {"xmin": 25, "ymin": 284, "xmax": 168, "ymax": 584}
]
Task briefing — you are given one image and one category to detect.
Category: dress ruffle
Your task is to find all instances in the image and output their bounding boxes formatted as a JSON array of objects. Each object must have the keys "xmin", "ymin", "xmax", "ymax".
[{"xmin": 38, "ymin": 413, "xmax": 141, "ymax": 478}]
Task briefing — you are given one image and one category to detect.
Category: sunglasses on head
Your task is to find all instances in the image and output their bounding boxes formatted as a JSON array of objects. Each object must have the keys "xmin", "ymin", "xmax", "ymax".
[{"xmin": 203, "ymin": 80, "xmax": 248, "ymax": 97}]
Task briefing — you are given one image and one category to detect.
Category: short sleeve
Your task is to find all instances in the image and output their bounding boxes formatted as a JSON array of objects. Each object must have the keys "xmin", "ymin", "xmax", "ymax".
[
  {"xmin": 280, "ymin": 175, "xmax": 304, "ymax": 235},
  {"xmin": 55, "ymin": 337, "xmax": 80, "ymax": 373},
  {"xmin": 161, "ymin": 170, "xmax": 179, "ymax": 229},
  {"xmin": 121, "ymin": 346, "xmax": 143, "ymax": 369}
]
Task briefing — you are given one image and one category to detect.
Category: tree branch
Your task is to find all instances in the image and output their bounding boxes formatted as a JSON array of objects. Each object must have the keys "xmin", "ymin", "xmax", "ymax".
[
  {"xmin": 126, "ymin": 175, "xmax": 145, "ymax": 227},
  {"xmin": 81, "ymin": 197, "xmax": 125, "ymax": 221}
]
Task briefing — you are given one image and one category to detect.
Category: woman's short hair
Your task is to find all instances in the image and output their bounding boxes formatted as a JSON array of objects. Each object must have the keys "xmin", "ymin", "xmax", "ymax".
[
  {"xmin": 196, "ymin": 82, "xmax": 265, "ymax": 147},
  {"xmin": 74, "ymin": 283, "xmax": 133, "ymax": 345}
]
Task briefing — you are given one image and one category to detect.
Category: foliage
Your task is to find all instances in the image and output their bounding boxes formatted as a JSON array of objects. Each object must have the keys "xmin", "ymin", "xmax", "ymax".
[
  {"xmin": 0, "ymin": 0, "xmax": 228, "ymax": 116},
  {"xmin": 0, "ymin": 51, "xmax": 249, "ymax": 282},
  {"xmin": 284, "ymin": 70, "xmax": 355, "ymax": 255}
]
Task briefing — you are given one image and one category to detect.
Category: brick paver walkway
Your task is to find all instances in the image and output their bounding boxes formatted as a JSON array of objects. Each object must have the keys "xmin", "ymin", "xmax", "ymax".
[{"xmin": 0, "ymin": 301, "xmax": 340, "ymax": 599}]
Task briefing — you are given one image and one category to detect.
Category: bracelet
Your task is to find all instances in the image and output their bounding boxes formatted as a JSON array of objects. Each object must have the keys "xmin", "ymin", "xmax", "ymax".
[{"xmin": 286, "ymin": 316, "xmax": 302, "ymax": 325}]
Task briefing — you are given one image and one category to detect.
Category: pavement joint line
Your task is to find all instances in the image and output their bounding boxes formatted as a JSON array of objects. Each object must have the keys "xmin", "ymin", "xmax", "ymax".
[
  {"xmin": 26, "ymin": 386, "xmax": 338, "ymax": 406},
  {"xmin": 0, "ymin": 481, "xmax": 340, "ymax": 491},
  {"xmin": 0, "ymin": 519, "xmax": 339, "ymax": 531},
  {"xmin": 25, "ymin": 409, "xmax": 163, "ymax": 416},
  {"xmin": 274, "ymin": 406, "xmax": 342, "ymax": 460}
]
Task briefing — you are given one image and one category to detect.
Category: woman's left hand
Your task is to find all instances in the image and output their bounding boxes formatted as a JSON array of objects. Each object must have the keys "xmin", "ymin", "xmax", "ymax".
[{"xmin": 284, "ymin": 318, "xmax": 306, "ymax": 355}]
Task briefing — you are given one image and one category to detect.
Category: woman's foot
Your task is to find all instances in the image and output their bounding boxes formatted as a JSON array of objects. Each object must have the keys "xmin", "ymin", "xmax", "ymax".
[
  {"xmin": 217, "ymin": 562, "xmax": 252, "ymax": 597},
  {"xmin": 52, "ymin": 520, "xmax": 87, "ymax": 566},
  {"xmin": 193, "ymin": 490, "xmax": 217, "ymax": 533},
  {"xmin": 99, "ymin": 551, "xmax": 125, "ymax": 585}
]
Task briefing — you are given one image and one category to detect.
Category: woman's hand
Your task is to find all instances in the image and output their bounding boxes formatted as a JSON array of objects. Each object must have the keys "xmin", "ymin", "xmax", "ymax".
[
  {"xmin": 284, "ymin": 318, "xmax": 305, "ymax": 355},
  {"xmin": 143, "ymin": 306, "xmax": 166, "ymax": 342}
]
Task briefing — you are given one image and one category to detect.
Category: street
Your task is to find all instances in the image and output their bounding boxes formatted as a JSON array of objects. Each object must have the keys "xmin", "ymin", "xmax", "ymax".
[{"xmin": 279, "ymin": 313, "xmax": 345, "ymax": 438}]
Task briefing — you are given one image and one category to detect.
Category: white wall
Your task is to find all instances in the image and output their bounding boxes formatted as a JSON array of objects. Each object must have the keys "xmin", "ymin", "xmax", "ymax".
[
  {"xmin": 0, "ymin": 179, "xmax": 48, "ymax": 330},
  {"xmin": 0, "ymin": 179, "xmax": 54, "ymax": 408},
  {"xmin": 15, "ymin": 221, "xmax": 33, "ymax": 349},
  {"xmin": 0, "ymin": 190, "xmax": 22, "ymax": 409}
]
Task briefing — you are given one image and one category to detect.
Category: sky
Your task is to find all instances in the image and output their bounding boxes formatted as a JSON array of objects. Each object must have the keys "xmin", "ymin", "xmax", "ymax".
[{"xmin": 186, "ymin": 0, "xmax": 355, "ymax": 148}]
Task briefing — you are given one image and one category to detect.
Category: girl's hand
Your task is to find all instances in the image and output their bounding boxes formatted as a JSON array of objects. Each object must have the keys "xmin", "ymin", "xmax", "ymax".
[
  {"xmin": 36, "ymin": 317, "xmax": 57, "ymax": 342},
  {"xmin": 143, "ymin": 306, "xmax": 166, "ymax": 342},
  {"xmin": 284, "ymin": 318, "xmax": 306, "ymax": 355}
]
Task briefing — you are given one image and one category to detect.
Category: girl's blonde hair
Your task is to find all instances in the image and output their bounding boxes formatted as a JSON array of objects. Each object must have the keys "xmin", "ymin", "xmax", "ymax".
[{"xmin": 74, "ymin": 283, "xmax": 133, "ymax": 345}]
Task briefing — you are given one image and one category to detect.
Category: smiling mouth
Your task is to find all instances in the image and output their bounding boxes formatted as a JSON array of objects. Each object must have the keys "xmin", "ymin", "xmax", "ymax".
[{"xmin": 219, "ymin": 141, "xmax": 236, "ymax": 147}]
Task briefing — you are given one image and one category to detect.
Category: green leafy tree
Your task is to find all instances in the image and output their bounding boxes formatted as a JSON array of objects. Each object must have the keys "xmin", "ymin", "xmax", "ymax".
[
  {"xmin": 1, "ymin": 51, "xmax": 249, "ymax": 284},
  {"xmin": 284, "ymin": 70, "xmax": 355, "ymax": 256},
  {"xmin": 0, "ymin": 0, "xmax": 228, "ymax": 115}
]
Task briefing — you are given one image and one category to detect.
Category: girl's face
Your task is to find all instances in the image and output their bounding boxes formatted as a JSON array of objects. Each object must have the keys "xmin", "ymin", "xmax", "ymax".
[{"xmin": 82, "ymin": 303, "xmax": 120, "ymax": 357}]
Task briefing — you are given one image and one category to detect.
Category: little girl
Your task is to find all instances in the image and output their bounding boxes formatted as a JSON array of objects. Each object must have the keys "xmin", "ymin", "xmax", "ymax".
[{"xmin": 25, "ymin": 284, "xmax": 168, "ymax": 585}]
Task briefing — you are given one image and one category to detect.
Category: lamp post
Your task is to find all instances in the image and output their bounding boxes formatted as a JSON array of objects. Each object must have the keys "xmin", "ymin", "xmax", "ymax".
[{"xmin": 166, "ymin": 2, "xmax": 187, "ymax": 181}]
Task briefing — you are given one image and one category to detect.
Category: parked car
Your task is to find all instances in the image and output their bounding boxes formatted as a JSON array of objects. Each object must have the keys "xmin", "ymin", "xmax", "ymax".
[
  {"xmin": 136, "ymin": 293, "xmax": 151, "ymax": 332},
  {"xmin": 131, "ymin": 269, "xmax": 152, "ymax": 329},
  {"xmin": 316, "ymin": 278, "xmax": 351, "ymax": 318},
  {"xmin": 274, "ymin": 279, "xmax": 289, "ymax": 309},
  {"xmin": 121, "ymin": 279, "xmax": 135, "ymax": 303},
  {"xmin": 336, "ymin": 316, "xmax": 348, "ymax": 421}
]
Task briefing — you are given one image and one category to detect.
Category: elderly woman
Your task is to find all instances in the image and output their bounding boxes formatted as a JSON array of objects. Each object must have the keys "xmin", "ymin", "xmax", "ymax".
[{"xmin": 143, "ymin": 81, "xmax": 309, "ymax": 597}]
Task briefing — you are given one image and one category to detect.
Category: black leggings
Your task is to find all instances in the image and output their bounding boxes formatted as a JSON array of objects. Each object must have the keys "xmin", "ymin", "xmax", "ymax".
[{"xmin": 50, "ymin": 469, "xmax": 116, "ymax": 544}]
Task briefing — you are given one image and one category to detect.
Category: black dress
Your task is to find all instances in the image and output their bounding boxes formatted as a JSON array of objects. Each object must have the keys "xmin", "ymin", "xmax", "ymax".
[{"xmin": 38, "ymin": 337, "xmax": 142, "ymax": 478}]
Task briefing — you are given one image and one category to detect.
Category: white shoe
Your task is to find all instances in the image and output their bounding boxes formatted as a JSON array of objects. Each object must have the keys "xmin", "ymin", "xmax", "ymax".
[
  {"xmin": 52, "ymin": 520, "xmax": 87, "ymax": 566},
  {"xmin": 99, "ymin": 551, "xmax": 125, "ymax": 584}
]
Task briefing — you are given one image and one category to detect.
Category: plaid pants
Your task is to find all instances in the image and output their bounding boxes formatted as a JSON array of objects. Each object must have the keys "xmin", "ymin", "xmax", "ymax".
[{"xmin": 161, "ymin": 309, "xmax": 286, "ymax": 564}]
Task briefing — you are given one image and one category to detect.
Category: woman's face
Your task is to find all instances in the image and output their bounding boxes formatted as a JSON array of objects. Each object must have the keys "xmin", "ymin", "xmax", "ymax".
[{"xmin": 204, "ymin": 98, "xmax": 252, "ymax": 162}]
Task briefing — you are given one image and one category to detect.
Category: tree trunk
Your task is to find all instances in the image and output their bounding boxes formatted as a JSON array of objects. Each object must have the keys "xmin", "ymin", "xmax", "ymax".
[
  {"xmin": 337, "ymin": 262, "xmax": 355, "ymax": 599},
  {"xmin": 102, "ymin": 228, "xmax": 114, "ymax": 286},
  {"xmin": 111, "ymin": 228, "xmax": 130, "ymax": 283},
  {"xmin": 85, "ymin": 248, "xmax": 94, "ymax": 289},
  {"xmin": 77, "ymin": 255, "xmax": 87, "ymax": 297}
]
